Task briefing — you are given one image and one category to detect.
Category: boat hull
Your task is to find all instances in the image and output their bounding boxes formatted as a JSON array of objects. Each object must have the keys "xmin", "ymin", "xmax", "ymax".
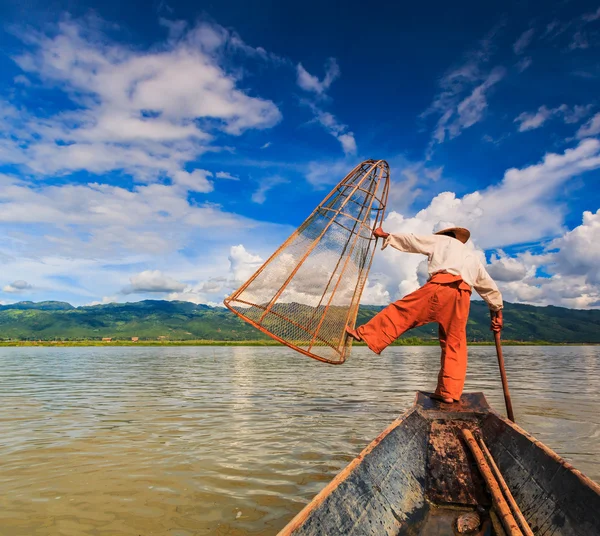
[{"xmin": 279, "ymin": 392, "xmax": 600, "ymax": 535}]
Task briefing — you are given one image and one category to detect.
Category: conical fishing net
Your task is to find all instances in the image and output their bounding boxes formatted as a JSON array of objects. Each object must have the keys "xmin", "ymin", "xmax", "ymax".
[{"xmin": 224, "ymin": 159, "xmax": 390, "ymax": 364}]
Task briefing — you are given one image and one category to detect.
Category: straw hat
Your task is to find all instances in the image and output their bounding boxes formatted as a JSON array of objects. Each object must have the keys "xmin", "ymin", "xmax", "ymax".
[{"xmin": 435, "ymin": 227, "xmax": 471, "ymax": 244}]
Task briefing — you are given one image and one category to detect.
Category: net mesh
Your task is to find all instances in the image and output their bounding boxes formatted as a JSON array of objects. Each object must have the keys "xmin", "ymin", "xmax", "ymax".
[{"xmin": 224, "ymin": 159, "xmax": 390, "ymax": 364}]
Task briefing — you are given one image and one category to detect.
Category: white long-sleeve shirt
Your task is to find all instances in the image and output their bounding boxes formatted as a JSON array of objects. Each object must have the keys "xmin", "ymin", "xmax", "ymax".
[{"xmin": 383, "ymin": 233, "xmax": 503, "ymax": 311}]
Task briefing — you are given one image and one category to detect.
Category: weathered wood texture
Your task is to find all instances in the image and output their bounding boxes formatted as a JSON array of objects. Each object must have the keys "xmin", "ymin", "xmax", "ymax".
[
  {"xmin": 279, "ymin": 392, "xmax": 600, "ymax": 536},
  {"xmin": 478, "ymin": 437, "xmax": 534, "ymax": 536},
  {"xmin": 279, "ymin": 409, "xmax": 429, "ymax": 535},
  {"xmin": 462, "ymin": 428, "xmax": 523, "ymax": 535},
  {"xmin": 481, "ymin": 414, "xmax": 600, "ymax": 536},
  {"xmin": 426, "ymin": 421, "xmax": 489, "ymax": 506}
]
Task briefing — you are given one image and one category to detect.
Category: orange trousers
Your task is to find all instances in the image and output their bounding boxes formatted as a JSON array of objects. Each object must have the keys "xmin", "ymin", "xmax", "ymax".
[{"xmin": 357, "ymin": 273, "xmax": 471, "ymax": 400}]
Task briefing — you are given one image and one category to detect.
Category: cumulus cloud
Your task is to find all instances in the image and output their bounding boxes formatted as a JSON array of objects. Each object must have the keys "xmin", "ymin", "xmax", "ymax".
[
  {"xmin": 3, "ymin": 16, "xmax": 281, "ymax": 184},
  {"xmin": 366, "ymin": 139, "xmax": 600, "ymax": 307},
  {"xmin": 3, "ymin": 280, "xmax": 33, "ymax": 293},
  {"xmin": 228, "ymin": 244, "xmax": 263, "ymax": 284},
  {"xmin": 548, "ymin": 209, "xmax": 600, "ymax": 285},
  {"xmin": 513, "ymin": 29, "xmax": 535, "ymax": 54},
  {"xmin": 490, "ymin": 210, "xmax": 600, "ymax": 309},
  {"xmin": 165, "ymin": 244, "xmax": 265, "ymax": 304},
  {"xmin": 486, "ymin": 254, "xmax": 529, "ymax": 282},
  {"xmin": 122, "ymin": 270, "xmax": 186, "ymax": 294},
  {"xmin": 296, "ymin": 58, "xmax": 340, "ymax": 95}
]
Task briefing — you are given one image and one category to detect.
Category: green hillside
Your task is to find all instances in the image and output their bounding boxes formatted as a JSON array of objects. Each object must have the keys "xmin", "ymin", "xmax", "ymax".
[{"xmin": 0, "ymin": 299, "xmax": 598, "ymax": 343}]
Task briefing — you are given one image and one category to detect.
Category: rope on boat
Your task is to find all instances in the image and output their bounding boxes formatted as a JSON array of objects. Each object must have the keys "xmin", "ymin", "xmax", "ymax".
[
  {"xmin": 477, "ymin": 437, "xmax": 534, "ymax": 536},
  {"xmin": 461, "ymin": 429, "xmax": 523, "ymax": 536}
]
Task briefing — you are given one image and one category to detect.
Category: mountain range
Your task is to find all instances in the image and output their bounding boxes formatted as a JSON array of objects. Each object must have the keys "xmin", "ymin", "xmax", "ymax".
[{"xmin": 0, "ymin": 299, "xmax": 599, "ymax": 343}]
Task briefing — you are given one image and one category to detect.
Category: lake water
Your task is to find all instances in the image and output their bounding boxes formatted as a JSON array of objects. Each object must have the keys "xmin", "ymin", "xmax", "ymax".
[{"xmin": 1, "ymin": 346, "xmax": 599, "ymax": 535}]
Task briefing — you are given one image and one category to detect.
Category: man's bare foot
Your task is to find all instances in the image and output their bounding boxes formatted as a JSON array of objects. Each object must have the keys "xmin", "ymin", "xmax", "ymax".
[
  {"xmin": 431, "ymin": 393, "xmax": 454, "ymax": 404},
  {"xmin": 345, "ymin": 326, "xmax": 362, "ymax": 341}
]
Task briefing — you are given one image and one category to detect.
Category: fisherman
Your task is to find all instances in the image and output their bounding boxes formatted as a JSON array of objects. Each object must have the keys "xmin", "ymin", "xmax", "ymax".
[{"xmin": 346, "ymin": 226, "xmax": 503, "ymax": 403}]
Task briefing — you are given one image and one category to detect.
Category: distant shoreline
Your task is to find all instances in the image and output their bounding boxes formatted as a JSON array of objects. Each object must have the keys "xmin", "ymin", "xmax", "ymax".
[{"xmin": 0, "ymin": 340, "xmax": 596, "ymax": 347}]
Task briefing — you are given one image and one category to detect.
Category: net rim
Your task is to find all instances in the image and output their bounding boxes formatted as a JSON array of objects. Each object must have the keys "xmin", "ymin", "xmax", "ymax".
[{"xmin": 223, "ymin": 299, "xmax": 350, "ymax": 365}]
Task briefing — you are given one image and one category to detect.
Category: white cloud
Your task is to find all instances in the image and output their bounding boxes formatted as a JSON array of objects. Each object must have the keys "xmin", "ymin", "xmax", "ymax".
[
  {"xmin": 569, "ymin": 31, "xmax": 589, "ymax": 50},
  {"xmin": 86, "ymin": 295, "xmax": 118, "ymax": 306},
  {"xmin": 513, "ymin": 29, "xmax": 535, "ymax": 54},
  {"xmin": 583, "ymin": 7, "xmax": 600, "ymax": 22},
  {"xmin": 486, "ymin": 254, "xmax": 529, "ymax": 281},
  {"xmin": 516, "ymin": 56, "xmax": 532, "ymax": 72},
  {"xmin": 366, "ymin": 140, "xmax": 600, "ymax": 306},
  {"xmin": 296, "ymin": 58, "xmax": 340, "ymax": 95},
  {"xmin": 296, "ymin": 58, "xmax": 355, "ymax": 155},
  {"xmin": 515, "ymin": 104, "xmax": 594, "ymax": 132},
  {"xmin": 360, "ymin": 281, "xmax": 391, "ymax": 305},
  {"xmin": 514, "ymin": 106, "xmax": 554, "ymax": 131},
  {"xmin": 490, "ymin": 210, "xmax": 600, "ymax": 309},
  {"xmin": 337, "ymin": 133, "xmax": 357, "ymax": 155},
  {"xmin": 422, "ymin": 26, "xmax": 507, "ymax": 150},
  {"xmin": 563, "ymin": 104, "xmax": 595, "ymax": 123},
  {"xmin": 165, "ymin": 244, "xmax": 266, "ymax": 304},
  {"xmin": 306, "ymin": 104, "xmax": 357, "ymax": 155},
  {"xmin": 0, "ymin": 174, "xmax": 255, "ymax": 258},
  {"xmin": 4, "ymin": 16, "xmax": 281, "ymax": 184},
  {"xmin": 577, "ymin": 112, "xmax": 600, "ymax": 138},
  {"xmin": 260, "ymin": 142, "xmax": 271, "ymax": 149},
  {"xmin": 228, "ymin": 244, "xmax": 263, "ymax": 284},
  {"xmin": 171, "ymin": 169, "xmax": 214, "ymax": 192},
  {"xmin": 3, "ymin": 280, "xmax": 33, "ymax": 293},
  {"xmin": 305, "ymin": 157, "xmax": 357, "ymax": 188},
  {"xmin": 548, "ymin": 209, "xmax": 600, "ymax": 285},
  {"xmin": 13, "ymin": 74, "xmax": 30, "ymax": 86},
  {"xmin": 251, "ymin": 176, "xmax": 287, "ymax": 204},
  {"xmin": 215, "ymin": 171, "xmax": 239, "ymax": 180},
  {"xmin": 123, "ymin": 270, "xmax": 186, "ymax": 294},
  {"xmin": 452, "ymin": 68, "xmax": 505, "ymax": 134},
  {"xmin": 426, "ymin": 61, "xmax": 506, "ymax": 147}
]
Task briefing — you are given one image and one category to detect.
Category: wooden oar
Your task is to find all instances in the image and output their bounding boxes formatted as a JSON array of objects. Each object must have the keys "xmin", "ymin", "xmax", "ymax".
[{"xmin": 494, "ymin": 330, "xmax": 515, "ymax": 422}]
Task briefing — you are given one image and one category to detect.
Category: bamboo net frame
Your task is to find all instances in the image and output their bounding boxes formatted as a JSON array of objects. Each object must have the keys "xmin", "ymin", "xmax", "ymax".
[{"xmin": 224, "ymin": 159, "xmax": 390, "ymax": 364}]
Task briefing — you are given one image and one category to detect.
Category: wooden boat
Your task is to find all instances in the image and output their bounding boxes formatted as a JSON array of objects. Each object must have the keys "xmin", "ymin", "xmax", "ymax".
[{"xmin": 279, "ymin": 392, "xmax": 600, "ymax": 535}]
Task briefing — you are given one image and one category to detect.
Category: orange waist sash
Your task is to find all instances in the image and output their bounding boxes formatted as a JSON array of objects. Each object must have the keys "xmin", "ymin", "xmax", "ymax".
[{"xmin": 429, "ymin": 272, "xmax": 472, "ymax": 293}]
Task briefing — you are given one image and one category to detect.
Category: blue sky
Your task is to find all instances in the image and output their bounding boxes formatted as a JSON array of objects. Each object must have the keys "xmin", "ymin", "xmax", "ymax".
[{"xmin": 0, "ymin": 0, "xmax": 599, "ymax": 308}]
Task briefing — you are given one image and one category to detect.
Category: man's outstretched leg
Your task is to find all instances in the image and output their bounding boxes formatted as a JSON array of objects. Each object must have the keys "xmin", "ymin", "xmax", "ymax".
[{"xmin": 346, "ymin": 283, "xmax": 436, "ymax": 354}]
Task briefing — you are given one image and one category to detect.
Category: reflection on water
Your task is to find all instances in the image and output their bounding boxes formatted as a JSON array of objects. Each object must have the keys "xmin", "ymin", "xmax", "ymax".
[{"xmin": 1, "ymin": 346, "xmax": 599, "ymax": 535}]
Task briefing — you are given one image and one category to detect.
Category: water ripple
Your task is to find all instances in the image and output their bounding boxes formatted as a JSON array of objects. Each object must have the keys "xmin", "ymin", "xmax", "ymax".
[{"xmin": 0, "ymin": 345, "xmax": 598, "ymax": 534}]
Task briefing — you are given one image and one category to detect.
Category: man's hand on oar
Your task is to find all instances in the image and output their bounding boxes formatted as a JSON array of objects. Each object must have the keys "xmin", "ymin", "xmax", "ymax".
[{"xmin": 491, "ymin": 310, "xmax": 503, "ymax": 332}]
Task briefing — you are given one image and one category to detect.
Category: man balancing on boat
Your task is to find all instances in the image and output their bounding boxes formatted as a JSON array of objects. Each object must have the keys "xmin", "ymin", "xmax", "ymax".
[{"xmin": 346, "ymin": 226, "xmax": 503, "ymax": 404}]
